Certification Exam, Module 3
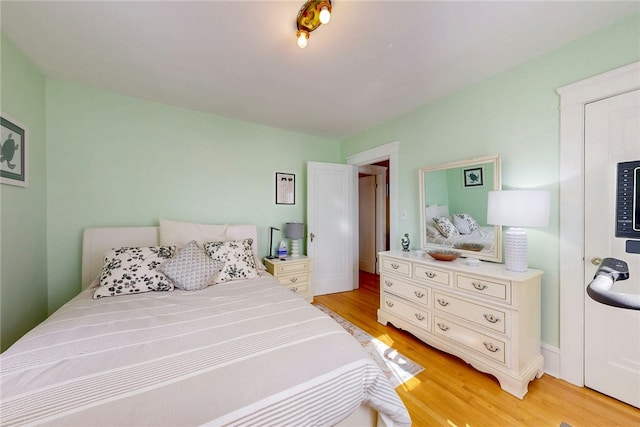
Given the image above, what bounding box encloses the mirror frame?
[418,154,502,263]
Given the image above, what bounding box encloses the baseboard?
[542,343,560,378]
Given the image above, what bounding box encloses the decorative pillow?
[426,225,439,238]
[425,205,440,222]
[203,239,259,283]
[159,219,228,248]
[433,217,460,239]
[452,213,479,235]
[93,246,176,299]
[158,240,224,291]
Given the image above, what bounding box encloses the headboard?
[82,224,259,289]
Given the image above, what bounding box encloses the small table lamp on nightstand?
[285,222,304,257]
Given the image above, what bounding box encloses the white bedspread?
[427,225,495,253]
[1,276,411,426]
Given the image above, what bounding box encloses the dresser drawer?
[433,292,507,334]
[456,274,511,303]
[381,275,428,305]
[381,257,411,277]
[413,264,451,286]
[273,260,311,275]
[433,316,508,365]
[382,294,430,331]
[276,272,310,288]
[285,281,310,296]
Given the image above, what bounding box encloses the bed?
[424,205,495,254]
[0,223,411,426]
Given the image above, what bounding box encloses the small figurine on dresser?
[401,233,410,252]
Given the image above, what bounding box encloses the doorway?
[358,161,390,274]
[347,141,399,284]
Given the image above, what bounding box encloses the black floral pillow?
[93,246,176,299]
[433,217,460,239]
[203,239,259,283]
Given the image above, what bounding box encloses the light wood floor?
[313,271,640,427]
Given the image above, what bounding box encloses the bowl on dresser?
[427,249,460,261]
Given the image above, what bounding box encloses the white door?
[584,89,640,407]
[307,161,357,295]
[359,175,376,273]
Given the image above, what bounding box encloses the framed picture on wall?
[0,113,28,187]
[276,172,295,205]
[463,166,483,188]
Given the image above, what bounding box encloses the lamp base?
[290,239,300,257]
[504,227,528,272]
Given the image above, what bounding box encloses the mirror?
[419,154,502,263]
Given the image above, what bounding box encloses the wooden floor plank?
[314,271,640,427]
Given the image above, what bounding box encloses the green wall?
[0,34,48,351]
[342,13,640,347]
[2,13,638,351]
[45,81,341,312]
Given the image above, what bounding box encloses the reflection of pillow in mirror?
[426,225,439,237]
[437,205,450,218]
[425,205,440,221]
[433,217,459,238]
[453,213,479,235]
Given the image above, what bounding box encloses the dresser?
[263,256,313,303]
[378,251,544,398]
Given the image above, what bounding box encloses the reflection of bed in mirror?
[424,204,495,253]
[419,154,502,263]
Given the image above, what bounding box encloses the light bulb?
[297,31,308,48]
[319,6,331,24]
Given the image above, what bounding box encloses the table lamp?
[267,226,280,259]
[487,190,550,272]
[285,222,304,257]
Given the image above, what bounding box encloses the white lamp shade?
[487,190,550,227]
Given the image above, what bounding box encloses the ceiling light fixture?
[296,0,332,49]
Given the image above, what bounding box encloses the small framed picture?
[1,113,28,187]
[276,172,295,205]
[463,167,483,188]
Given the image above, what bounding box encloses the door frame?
[557,61,640,386]
[347,141,399,258]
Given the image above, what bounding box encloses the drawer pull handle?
[437,323,449,332]
[289,277,298,283]
[290,287,298,293]
[472,282,488,291]
[415,313,425,321]
[414,291,425,298]
[437,298,449,307]
[425,271,437,279]
[391,263,400,270]
[385,280,393,287]
[483,313,500,324]
[386,301,394,308]
[483,342,500,353]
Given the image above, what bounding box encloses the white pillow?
[433,217,460,239]
[93,246,176,299]
[159,240,224,291]
[452,213,479,235]
[203,239,259,284]
[159,219,228,248]
[426,225,439,238]
[425,205,440,222]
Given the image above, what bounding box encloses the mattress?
[0,275,411,426]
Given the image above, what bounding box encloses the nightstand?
[263,256,313,303]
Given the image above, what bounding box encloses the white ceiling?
[2,1,638,139]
